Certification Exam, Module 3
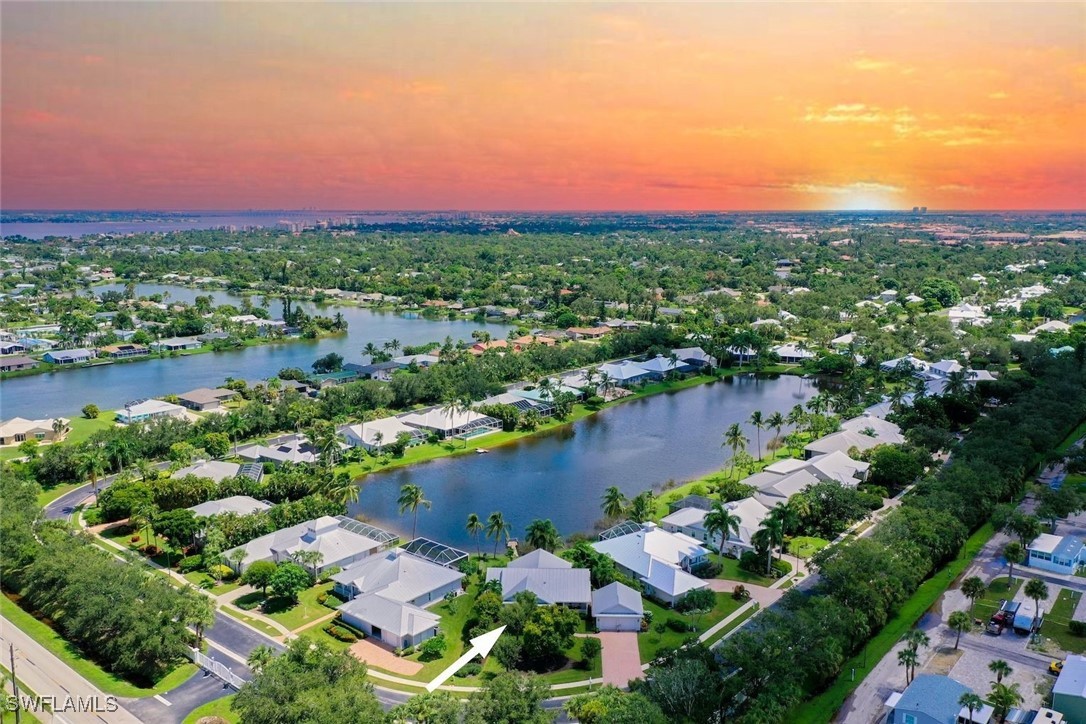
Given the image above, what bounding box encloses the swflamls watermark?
[3,694,120,713]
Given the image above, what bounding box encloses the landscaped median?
[0,594,198,699]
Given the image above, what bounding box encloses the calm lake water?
[0,284,505,418]
[350,374,817,547]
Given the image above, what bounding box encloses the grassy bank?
[792,522,996,724]
[182,695,238,724]
[0,594,197,698]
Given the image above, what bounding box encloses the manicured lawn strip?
[34,481,87,508]
[400,586,482,681]
[1040,588,1086,654]
[219,605,283,638]
[181,694,238,724]
[972,576,1022,621]
[788,536,830,559]
[792,522,996,724]
[263,583,335,632]
[0,594,198,698]
[704,604,759,648]
[182,571,242,595]
[1,665,45,724]
[65,413,117,446]
[638,593,743,664]
[712,555,775,587]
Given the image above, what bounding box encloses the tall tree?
[466,513,484,558]
[703,501,741,550]
[988,659,1012,684]
[524,519,561,553]
[723,423,749,479]
[748,410,765,461]
[948,610,971,650]
[486,511,512,557]
[961,576,987,618]
[601,486,627,520]
[1003,541,1024,584]
[397,484,432,540]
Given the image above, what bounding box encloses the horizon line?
[4,208,1086,215]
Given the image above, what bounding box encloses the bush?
[208,564,236,581]
[454,662,482,678]
[142,545,161,557]
[178,555,204,573]
[738,550,766,574]
[585,396,605,407]
[82,404,99,419]
[653,621,666,633]
[665,618,694,633]
[1071,620,1086,637]
[692,560,722,579]
[317,566,341,584]
[419,634,447,661]
[130,535,141,543]
[676,588,716,613]
[732,584,751,601]
[771,559,792,577]
[322,624,358,643]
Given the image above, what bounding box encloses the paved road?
[42,463,172,522]
[121,674,231,724]
[1,614,143,724]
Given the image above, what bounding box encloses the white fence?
[187,648,246,689]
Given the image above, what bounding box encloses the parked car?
[1050,660,1064,675]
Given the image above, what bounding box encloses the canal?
[0,284,506,418]
[350,374,817,548]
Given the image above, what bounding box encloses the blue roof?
[1056,536,1085,560]
[894,675,971,724]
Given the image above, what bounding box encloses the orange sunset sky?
[2,2,1084,211]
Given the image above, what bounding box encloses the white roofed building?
[593,522,710,606]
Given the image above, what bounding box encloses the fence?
[187,648,246,689]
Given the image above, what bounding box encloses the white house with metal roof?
[591,582,644,631]
[485,549,592,611]
[1027,534,1086,575]
[224,515,395,574]
[661,497,771,556]
[188,495,270,518]
[593,522,710,606]
[116,399,187,424]
[339,417,426,452]
[400,408,501,441]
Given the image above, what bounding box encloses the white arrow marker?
[425,625,506,692]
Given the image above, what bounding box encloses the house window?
[14,434,25,442]
[35,433,45,440]
[902,714,917,724]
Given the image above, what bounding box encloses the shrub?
[676,588,716,613]
[178,555,204,573]
[732,585,751,601]
[738,550,765,574]
[653,621,666,633]
[401,645,416,657]
[585,396,605,407]
[208,564,236,581]
[322,624,358,643]
[142,545,161,557]
[1071,620,1086,636]
[455,662,482,678]
[317,566,341,584]
[419,635,447,661]
[130,535,141,543]
[771,559,792,577]
[82,404,99,419]
[642,609,654,624]
[665,618,694,633]
[692,560,722,579]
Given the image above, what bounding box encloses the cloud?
[803,104,886,123]
[791,181,903,195]
[936,184,979,193]
[988,91,1010,99]
[687,125,762,139]
[850,57,915,74]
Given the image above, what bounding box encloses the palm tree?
[723,423,749,479]
[988,659,1012,683]
[225,412,246,455]
[292,550,324,579]
[247,645,276,674]
[318,472,359,507]
[627,491,655,523]
[389,338,401,353]
[754,515,784,574]
[897,647,919,685]
[466,513,484,558]
[1024,578,1050,620]
[397,484,431,540]
[902,628,930,655]
[766,411,785,457]
[959,693,984,724]
[485,511,511,557]
[749,410,766,461]
[988,681,1024,723]
[961,576,987,617]
[786,404,806,430]
[601,486,627,519]
[363,342,379,361]
[703,501,741,550]
[132,501,159,549]
[945,369,970,398]
[1004,541,1024,583]
[440,397,473,448]
[948,610,971,650]
[181,589,217,649]
[80,446,108,498]
[524,519,561,552]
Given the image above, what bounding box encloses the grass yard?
[182,695,238,724]
[34,480,87,508]
[263,582,336,632]
[638,593,744,664]
[1040,588,1086,654]
[181,571,242,595]
[0,594,197,698]
[713,555,775,587]
[220,605,283,638]
[788,536,830,559]
[1,666,44,724]
[972,576,1023,622]
[1057,419,1086,454]
[791,522,996,724]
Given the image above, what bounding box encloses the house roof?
[804,429,881,457]
[592,524,710,597]
[592,582,644,617]
[188,495,270,518]
[331,549,463,602]
[1029,534,1083,560]
[0,355,37,367]
[401,408,497,432]
[177,387,237,405]
[120,399,185,418]
[337,593,440,638]
[671,346,715,364]
[1054,655,1086,699]
[840,415,905,445]
[638,355,686,374]
[339,417,421,447]
[173,460,241,483]
[893,674,973,724]
[507,549,571,569]
[806,449,870,483]
[46,348,94,361]
[755,470,820,506]
[0,417,68,438]
[485,567,592,605]
[661,507,709,529]
[226,515,387,567]
[598,360,650,382]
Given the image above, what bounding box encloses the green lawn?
[972,576,1022,621]
[182,695,238,724]
[1041,588,1086,654]
[1057,420,1086,454]
[220,605,283,638]
[792,522,996,724]
[263,583,336,632]
[1,665,44,724]
[788,536,830,559]
[638,593,744,663]
[66,412,117,445]
[0,594,197,698]
[713,555,775,587]
[34,480,87,508]
[182,571,242,595]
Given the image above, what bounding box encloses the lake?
[0,284,506,418]
[350,374,817,547]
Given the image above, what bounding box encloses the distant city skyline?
[2,3,1083,211]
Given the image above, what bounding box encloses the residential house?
[237,433,320,465]
[598,360,652,387]
[772,343,815,365]
[1054,655,1086,723]
[0,342,26,355]
[43,348,95,365]
[485,549,592,611]
[391,354,441,368]
[172,460,259,484]
[804,429,882,460]
[469,339,509,356]
[638,354,693,379]
[339,416,426,452]
[189,495,271,518]
[345,360,402,381]
[566,326,610,340]
[99,343,150,359]
[116,399,186,424]
[591,582,644,631]
[1027,534,1086,575]
[151,336,203,351]
[0,417,70,447]
[400,408,501,441]
[511,335,556,349]
[480,391,555,417]
[1032,320,1073,335]
[593,522,710,606]
[662,497,770,556]
[309,370,359,389]
[0,355,38,372]
[671,346,717,368]
[333,548,464,650]
[177,387,238,411]
[884,674,991,724]
[224,515,396,574]
[878,290,899,303]
[839,415,906,445]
